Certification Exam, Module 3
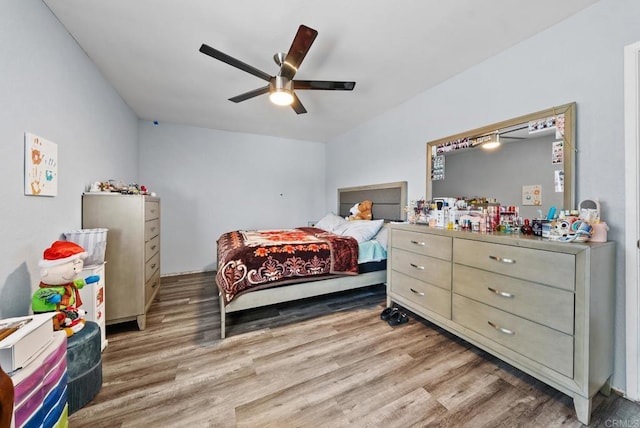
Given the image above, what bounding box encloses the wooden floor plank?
[67,271,640,427]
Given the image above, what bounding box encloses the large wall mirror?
[426,102,576,219]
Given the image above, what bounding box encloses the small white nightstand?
[80,262,107,351]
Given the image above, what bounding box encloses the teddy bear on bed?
[347,200,373,221]
[31,240,99,336]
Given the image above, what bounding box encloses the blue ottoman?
[66,321,102,414]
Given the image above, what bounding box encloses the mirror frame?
[426,102,576,210]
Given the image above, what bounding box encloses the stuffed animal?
[31,241,99,335]
[348,200,373,221]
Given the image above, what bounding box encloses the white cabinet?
[80,262,107,351]
[387,223,615,425]
[82,194,161,330]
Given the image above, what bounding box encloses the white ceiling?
[42,0,598,143]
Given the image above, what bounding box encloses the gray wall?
[0,0,139,318]
[0,1,328,311]
[139,121,326,274]
[326,0,636,391]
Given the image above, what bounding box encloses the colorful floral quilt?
[216,227,359,305]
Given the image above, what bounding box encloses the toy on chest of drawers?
[31,241,100,336]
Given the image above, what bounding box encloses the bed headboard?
[338,181,407,222]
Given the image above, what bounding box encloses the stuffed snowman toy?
[31,240,99,313]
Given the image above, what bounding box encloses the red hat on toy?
[38,241,88,268]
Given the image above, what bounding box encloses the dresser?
[387,223,615,425]
[82,194,161,330]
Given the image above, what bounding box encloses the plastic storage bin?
[64,228,108,267]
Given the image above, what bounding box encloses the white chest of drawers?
[80,262,107,350]
[387,223,615,425]
[82,194,161,330]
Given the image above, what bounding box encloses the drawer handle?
[151,263,157,269]
[489,255,516,264]
[150,227,156,232]
[410,263,425,270]
[488,321,515,335]
[487,287,514,298]
[151,245,157,251]
[410,240,426,246]
[410,288,425,296]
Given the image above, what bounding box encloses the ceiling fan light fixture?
[200,25,354,114]
[269,89,294,106]
[269,76,294,106]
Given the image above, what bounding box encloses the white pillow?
[334,219,384,243]
[372,225,389,251]
[314,213,347,232]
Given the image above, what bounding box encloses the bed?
[216,181,407,338]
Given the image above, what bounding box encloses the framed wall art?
[24,132,57,196]
[522,184,542,206]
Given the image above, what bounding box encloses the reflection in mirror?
[426,102,576,220]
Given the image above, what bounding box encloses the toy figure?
[31,241,99,335]
[53,307,87,336]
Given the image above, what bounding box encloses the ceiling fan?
[199,25,356,114]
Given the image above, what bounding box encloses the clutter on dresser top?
[87,179,156,196]
[404,196,607,243]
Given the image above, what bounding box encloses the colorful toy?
[31,241,99,335]
[53,307,87,337]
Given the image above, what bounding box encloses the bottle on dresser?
[521,219,533,235]
[479,209,487,233]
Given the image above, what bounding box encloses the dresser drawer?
[145,269,161,304]
[391,248,451,290]
[145,252,160,281]
[392,229,452,261]
[454,239,575,291]
[145,218,160,241]
[145,235,160,262]
[390,271,451,319]
[145,200,160,220]
[453,264,574,334]
[453,294,573,377]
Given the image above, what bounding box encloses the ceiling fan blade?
[280,25,318,80]
[229,86,270,103]
[293,80,356,91]
[291,93,307,114]
[199,44,272,82]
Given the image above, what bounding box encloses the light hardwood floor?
[69,272,640,427]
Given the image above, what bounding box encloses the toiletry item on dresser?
[531,219,550,237]
[486,205,500,232]
[590,222,609,242]
[577,199,605,242]
[434,209,445,228]
[479,210,487,233]
[520,219,533,235]
[447,206,456,230]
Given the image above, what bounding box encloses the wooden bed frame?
[219,181,407,338]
